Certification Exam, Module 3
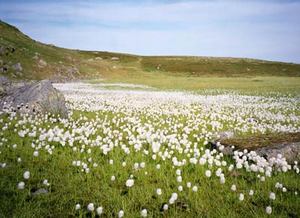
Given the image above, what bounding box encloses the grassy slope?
[1,20,300,93]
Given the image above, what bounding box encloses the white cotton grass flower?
[269,192,276,200]
[75,204,81,210]
[192,186,198,192]
[156,188,162,195]
[231,184,237,192]
[163,204,169,211]
[239,193,244,201]
[118,210,124,218]
[176,176,182,183]
[111,175,116,181]
[205,170,212,178]
[141,208,147,217]
[96,206,103,215]
[199,158,206,165]
[87,203,94,211]
[169,192,178,204]
[33,150,39,157]
[187,182,192,188]
[17,181,25,190]
[249,190,254,196]
[126,179,134,188]
[275,182,282,189]
[282,187,287,192]
[220,175,226,184]
[178,185,183,192]
[266,206,272,214]
[23,171,30,180]
[43,179,50,186]
[140,162,145,168]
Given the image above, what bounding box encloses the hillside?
[1,20,300,82]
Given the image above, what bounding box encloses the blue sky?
[1,0,300,63]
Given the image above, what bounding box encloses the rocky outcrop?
[0,79,68,117]
[255,142,300,163]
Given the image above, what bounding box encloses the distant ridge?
[0,20,300,81]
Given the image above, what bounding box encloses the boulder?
[255,142,300,163]
[0,80,68,117]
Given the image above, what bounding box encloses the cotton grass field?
[0,82,299,217]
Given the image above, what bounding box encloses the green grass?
[140,56,300,77]
[88,74,300,95]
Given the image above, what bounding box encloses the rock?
[0,80,68,117]
[31,188,48,196]
[255,142,300,163]
[111,57,119,61]
[217,131,234,140]
[95,57,102,60]
[12,63,22,71]
[0,76,11,86]
[0,76,11,96]
[15,71,23,77]
[211,131,234,142]
[38,59,47,68]
[221,145,234,155]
